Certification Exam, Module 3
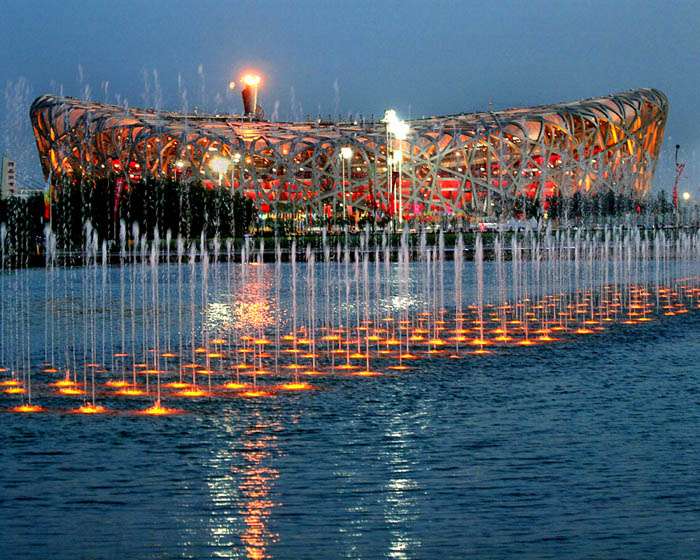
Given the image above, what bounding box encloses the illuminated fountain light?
[115,385,147,396]
[221,381,250,390]
[350,369,382,377]
[239,388,274,398]
[10,403,46,413]
[57,386,85,396]
[174,386,211,398]
[72,403,108,414]
[277,381,315,391]
[140,401,183,416]
[163,381,191,389]
[0,378,22,387]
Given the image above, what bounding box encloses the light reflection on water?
[384,413,422,559]
[207,413,280,560]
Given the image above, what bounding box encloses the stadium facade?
[30,88,668,221]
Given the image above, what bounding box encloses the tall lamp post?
[382,109,410,225]
[230,152,241,194]
[340,146,353,224]
[393,123,409,223]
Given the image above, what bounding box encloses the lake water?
[1,293,698,559]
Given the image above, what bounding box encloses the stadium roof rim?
[30,87,668,130]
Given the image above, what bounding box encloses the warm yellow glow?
[57,387,84,396]
[105,379,130,388]
[240,389,273,398]
[517,339,537,346]
[242,73,261,87]
[73,404,108,414]
[470,338,491,346]
[140,402,182,416]
[11,404,45,413]
[222,381,249,390]
[279,382,314,391]
[0,379,22,387]
[116,387,146,396]
[163,381,191,389]
[175,388,209,398]
[352,370,381,377]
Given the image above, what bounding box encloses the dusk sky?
[1,0,698,191]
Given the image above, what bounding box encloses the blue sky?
[1,0,698,192]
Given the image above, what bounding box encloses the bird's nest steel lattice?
[30,88,668,221]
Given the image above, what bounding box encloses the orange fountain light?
[278,381,315,391]
[0,379,22,387]
[222,381,249,390]
[105,379,130,388]
[175,387,210,398]
[73,404,108,414]
[239,389,273,398]
[140,401,183,416]
[10,403,45,413]
[116,386,146,396]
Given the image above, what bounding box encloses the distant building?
[1,156,16,198]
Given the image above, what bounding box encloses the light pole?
[340,146,353,225]
[382,109,409,225]
[392,122,409,223]
[230,152,241,194]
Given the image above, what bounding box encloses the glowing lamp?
[392,121,410,141]
[340,146,353,160]
[382,109,398,125]
[209,156,230,176]
[682,191,690,201]
[242,73,261,87]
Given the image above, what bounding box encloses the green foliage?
[50,177,258,248]
[0,193,45,265]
